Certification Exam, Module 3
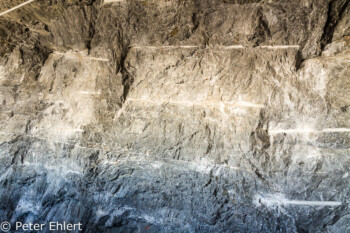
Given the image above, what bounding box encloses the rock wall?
[0,0,350,232]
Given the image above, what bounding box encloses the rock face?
[0,0,350,232]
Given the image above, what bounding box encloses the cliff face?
[0,0,350,232]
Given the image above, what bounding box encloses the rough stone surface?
[0,0,350,232]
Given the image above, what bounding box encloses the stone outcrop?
[0,0,349,232]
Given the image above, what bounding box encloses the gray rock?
[0,0,349,232]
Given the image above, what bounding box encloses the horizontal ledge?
[222,45,300,49]
[126,98,265,109]
[131,46,200,49]
[284,200,342,206]
[270,128,350,134]
[259,198,342,206]
[53,52,109,62]
[104,157,254,174]
[259,45,300,49]
[79,91,101,95]
[103,0,124,3]
[0,0,35,17]
[130,45,300,50]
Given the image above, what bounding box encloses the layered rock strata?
[0,0,350,232]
